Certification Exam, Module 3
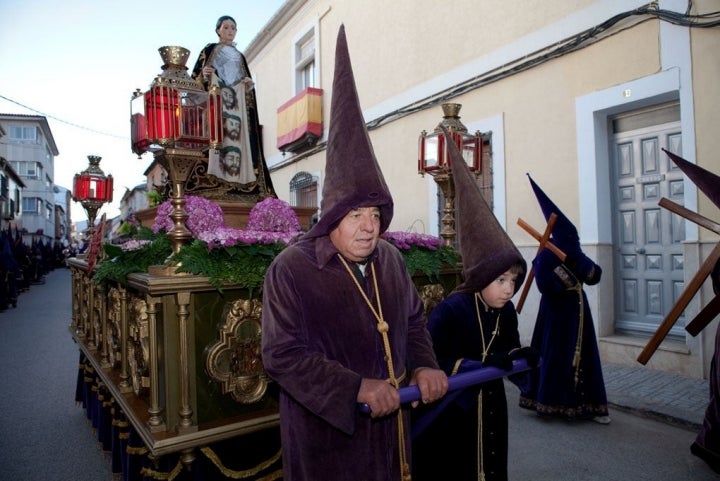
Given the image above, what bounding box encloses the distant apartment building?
[119,182,149,220]
[0,124,26,232]
[0,114,59,245]
[54,185,72,246]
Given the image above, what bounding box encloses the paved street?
[506,380,719,480]
[1,268,719,480]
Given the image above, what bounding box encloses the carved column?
[176,291,194,430]
[146,295,165,431]
[119,287,132,393]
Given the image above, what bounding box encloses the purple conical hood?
[663,149,720,210]
[527,174,581,255]
[446,128,526,294]
[304,25,393,239]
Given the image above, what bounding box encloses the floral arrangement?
[93,196,458,294]
[383,231,459,279]
[152,195,225,236]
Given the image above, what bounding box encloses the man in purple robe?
[261,25,448,481]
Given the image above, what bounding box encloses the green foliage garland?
[400,244,460,280]
[172,240,286,295]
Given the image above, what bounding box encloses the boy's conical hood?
[663,149,720,210]
[527,174,582,256]
[304,25,393,239]
[446,128,525,294]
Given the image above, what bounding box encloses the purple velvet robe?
[691,260,720,473]
[413,292,522,481]
[261,235,439,481]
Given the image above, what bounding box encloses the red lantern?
[131,89,150,157]
[129,46,215,156]
[72,156,112,203]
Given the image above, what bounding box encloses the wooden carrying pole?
[515,214,560,313]
[636,197,720,364]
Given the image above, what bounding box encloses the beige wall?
[247,0,720,378]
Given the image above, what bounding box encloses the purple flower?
[247,198,301,233]
[383,231,443,250]
[197,227,301,249]
[120,239,151,251]
[152,195,226,236]
[153,196,303,250]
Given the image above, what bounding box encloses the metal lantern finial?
[418,103,485,247]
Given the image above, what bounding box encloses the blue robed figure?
[518,175,610,423]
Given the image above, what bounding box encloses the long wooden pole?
[659,198,720,235]
[515,214,559,313]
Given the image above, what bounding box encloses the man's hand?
[357,379,400,418]
[410,367,449,407]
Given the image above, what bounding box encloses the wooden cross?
[515,214,567,313]
[636,197,720,364]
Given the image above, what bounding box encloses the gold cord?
[338,254,412,481]
[474,293,501,362]
[474,292,500,480]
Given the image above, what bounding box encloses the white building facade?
[0,114,59,245]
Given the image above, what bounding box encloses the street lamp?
[130,46,221,258]
[418,103,483,247]
[72,154,113,240]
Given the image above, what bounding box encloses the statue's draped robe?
[262,237,438,481]
[191,43,275,198]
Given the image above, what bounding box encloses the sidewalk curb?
[609,401,702,432]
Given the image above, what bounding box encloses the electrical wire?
[366,4,720,131]
[0,94,127,140]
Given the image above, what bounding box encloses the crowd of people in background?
[0,228,70,312]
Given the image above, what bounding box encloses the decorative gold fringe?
[137,448,283,481]
[199,446,283,479]
[140,461,183,480]
[126,445,148,456]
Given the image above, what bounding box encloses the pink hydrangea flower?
[152,195,226,236]
[154,196,303,250]
[383,231,443,250]
[120,239,151,251]
[247,198,301,233]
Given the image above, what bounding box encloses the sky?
[0,0,287,222]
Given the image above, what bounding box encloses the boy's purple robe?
[262,235,438,481]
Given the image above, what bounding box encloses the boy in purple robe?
[412,129,539,481]
[261,25,448,481]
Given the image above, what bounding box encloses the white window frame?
[22,197,39,213]
[8,125,37,143]
[292,21,320,94]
